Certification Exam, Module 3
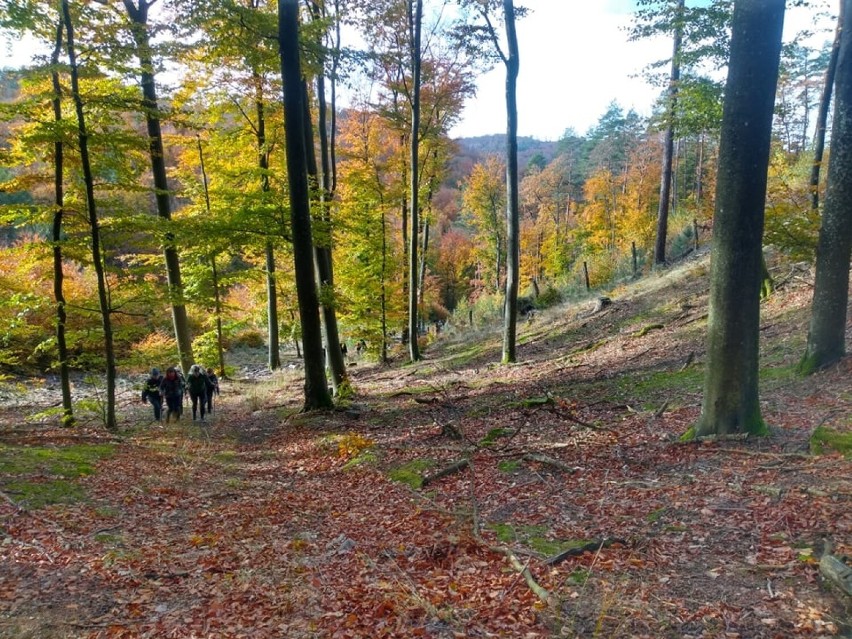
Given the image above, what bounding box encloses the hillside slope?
[0,252,850,638]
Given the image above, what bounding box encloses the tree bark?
[653,0,684,267]
[62,0,117,431]
[502,0,521,364]
[810,2,843,212]
[278,0,332,410]
[696,0,785,437]
[196,137,227,378]
[302,79,347,393]
[253,74,281,371]
[408,0,424,363]
[801,0,852,373]
[123,0,194,374]
[50,15,73,427]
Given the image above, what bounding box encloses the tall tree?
[810,2,843,212]
[278,0,332,409]
[653,0,684,266]
[62,0,118,430]
[305,1,347,392]
[498,0,520,364]
[407,0,424,362]
[695,0,785,437]
[800,0,852,373]
[49,13,74,426]
[122,0,194,374]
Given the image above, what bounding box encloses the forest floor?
[0,251,850,639]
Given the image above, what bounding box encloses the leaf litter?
[0,254,850,638]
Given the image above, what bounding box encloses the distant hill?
[446,135,560,186]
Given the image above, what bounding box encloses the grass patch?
[387,459,434,489]
[3,479,86,508]
[479,428,514,446]
[0,443,114,509]
[342,450,378,470]
[0,443,115,477]
[646,507,667,523]
[497,460,522,473]
[489,522,591,557]
[810,426,852,458]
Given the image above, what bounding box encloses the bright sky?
[1,1,834,142]
[451,0,835,141]
[449,0,667,140]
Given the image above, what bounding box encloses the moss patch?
[387,459,434,489]
[810,426,852,458]
[0,443,114,509]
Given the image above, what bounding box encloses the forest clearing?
[0,251,849,639]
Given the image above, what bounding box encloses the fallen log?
[544,537,628,566]
[820,552,852,597]
[421,458,469,486]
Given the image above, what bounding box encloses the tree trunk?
[418,213,430,305]
[502,0,520,364]
[50,16,73,427]
[123,0,193,374]
[801,0,852,373]
[278,0,332,410]
[253,76,281,371]
[302,79,347,393]
[62,0,117,431]
[407,0,423,362]
[196,137,227,378]
[810,2,843,212]
[654,0,684,267]
[695,0,785,437]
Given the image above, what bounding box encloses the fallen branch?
[544,537,628,566]
[421,458,469,486]
[523,453,580,474]
[494,544,554,605]
[653,401,670,418]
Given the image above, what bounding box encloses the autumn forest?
[0,0,851,636]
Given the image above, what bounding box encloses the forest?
[0,0,851,637]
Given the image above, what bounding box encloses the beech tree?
[800,0,852,374]
[695,0,785,437]
[62,0,118,430]
[278,0,332,409]
[50,14,73,425]
[653,0,684,267]
[122,0,195,374]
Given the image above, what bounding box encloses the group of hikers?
[141,365,220,423]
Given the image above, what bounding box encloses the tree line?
[0,0,850,439]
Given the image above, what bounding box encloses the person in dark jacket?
[159,367,184,423]
[205,367,219,414]
[186,364,208,421]
[141,368,163,421]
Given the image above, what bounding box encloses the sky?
[449,0,671,140]
[1,1,835,142]
[449,0,836,141]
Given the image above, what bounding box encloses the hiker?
[141,367,164,421]
[159,367,184,423]
[205,367,219,414]
[355,339,367,357]
[187,364,208,421]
